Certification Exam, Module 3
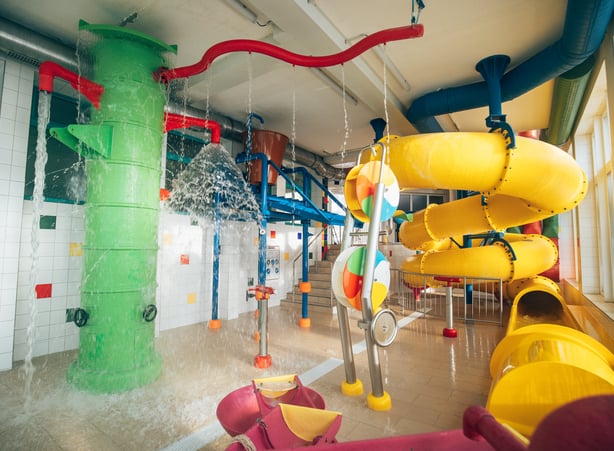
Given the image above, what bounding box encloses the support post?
[360,145,391,411]
[337,213,363,396]
[209,192,222,329]
[299,221,312,328]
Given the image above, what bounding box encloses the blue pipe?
[301,222,310,319]
[301,172,312,320]
[212,193,221,321]
[406,0,614,132]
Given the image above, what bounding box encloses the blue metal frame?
[235,151,346,327]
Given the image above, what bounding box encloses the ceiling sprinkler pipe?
[164,112,221,143]
[38,61,104,109]
[155,24,424,82]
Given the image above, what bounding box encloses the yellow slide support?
[365,132,614,436]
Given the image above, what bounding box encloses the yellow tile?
[187,292,197,304]
[284,252,289,260]
[69,242,82,256]
[163,232,173,245]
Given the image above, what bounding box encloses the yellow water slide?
[362,132,614,437]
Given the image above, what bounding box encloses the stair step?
[283,293,333,308]
[307,272,331,282]
[289,286,330,297]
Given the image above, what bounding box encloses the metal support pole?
[359,144,390,409]
[209,192,221,329]
[254,154,272,368]
[301,221,310,320]
[337,212,363,395]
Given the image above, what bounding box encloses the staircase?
[284,244,341,308]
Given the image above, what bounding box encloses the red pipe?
[155,24,424,83]
[164,112,221,144]
[38,61,104,109]
[462,406,527,451]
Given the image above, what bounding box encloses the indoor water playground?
[1,1,614,450]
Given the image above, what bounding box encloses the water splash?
[168,143,262,223]
[24,91,52,408]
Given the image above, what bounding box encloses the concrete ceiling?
[0,0,569,166]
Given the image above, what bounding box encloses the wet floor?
[0,302,505,450]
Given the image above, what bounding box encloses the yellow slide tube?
[364,132,614,437]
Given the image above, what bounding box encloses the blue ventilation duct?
[406,0,614,133]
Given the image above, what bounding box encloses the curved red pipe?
[155,24,423,83]
[164,112,221,144]
[39,61,104,109]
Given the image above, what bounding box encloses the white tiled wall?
[0,58,34,370]
[14,201,84,361]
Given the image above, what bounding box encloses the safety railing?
[291,227,326,304]
[389,269,504,325]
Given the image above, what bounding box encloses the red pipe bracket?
[39,61,104,109]
[163,112,221,144]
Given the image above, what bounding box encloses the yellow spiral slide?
[363,132,614,437]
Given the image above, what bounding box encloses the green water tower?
[52,21,176,393]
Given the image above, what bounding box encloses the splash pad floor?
[0,302,504,450]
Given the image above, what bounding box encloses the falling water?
[245,54,253,157]
[168,142,262,223]
[24,91,52,408]
[339,64,350,164]
[290,66,296,170]
[382,45,391,152]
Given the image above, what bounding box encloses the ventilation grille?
[7,50,40,67]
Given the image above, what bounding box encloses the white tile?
[50,296,66,311]
[2,74,19,95]
[17,91,32,110]
[34,310,50,327]
[49,322,65,338]
[0,132,13,151]
[13,312,29,329]
[1,88,18,109]
[13,327,26,345]
[12,136,28,154]
[0,352,12,370]
[0,303,15,322]
[15,106,29,126]
[8,180,24,197]
[9,166,25,183]
[49,336,65,354]
[51,282,67,297]
[53,255,69,271]
[0,164,10,181]
[0,335,14,353]
[2,257,18,274]
[32,340,49,358]
[64,333,79,350]
[37,298,51,313]
[0,117,15,135]
[36,325,49,340]
[12,342,25,361]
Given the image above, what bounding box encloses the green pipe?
[62,21,176,393]
[545,54,595,147]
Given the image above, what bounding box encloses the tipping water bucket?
[216,374,326,438]
[242,129,288,185]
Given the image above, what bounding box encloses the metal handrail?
[291,227,325,303]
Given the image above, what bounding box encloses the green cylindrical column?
[67,22,176,392]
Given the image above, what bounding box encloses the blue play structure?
[235,147,345,367]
